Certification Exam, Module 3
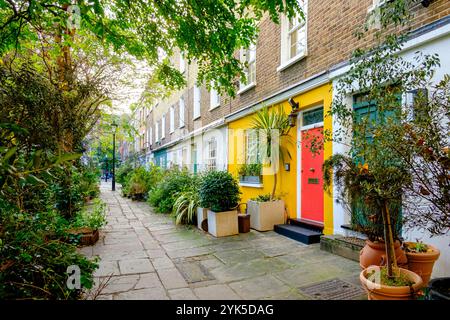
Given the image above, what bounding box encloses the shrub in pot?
[238,163,262,184]
[403,241,440,287]
[248,193,285,231]
[199,171,241,237]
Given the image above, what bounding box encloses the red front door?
[301,127,324,223]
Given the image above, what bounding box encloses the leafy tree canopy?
[0,0,303,97]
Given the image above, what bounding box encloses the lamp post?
[112,121,118,191]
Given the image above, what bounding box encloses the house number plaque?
[308,178,319,184]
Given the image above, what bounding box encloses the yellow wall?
[227,83,334,235]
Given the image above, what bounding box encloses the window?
[278,0,308,71]
[207,137,217,171]
[193,84,201,119]
[179,52,185,73]
[245,129,261,165]
[302,107,324,126]
[149,127,153,145]
[240,43,256,91]
[170,106,175,133]
[155,122,159,142]
[210,81,220,109]
[161,114,166,139]
[179,97,185,128]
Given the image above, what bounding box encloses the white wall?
[331,25,450,276]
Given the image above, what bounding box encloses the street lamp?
[112,121,118,191]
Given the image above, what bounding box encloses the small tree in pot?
[199,171,241,237]
[247,106,291,231]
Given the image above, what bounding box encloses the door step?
[274,224,322,245]
[288,218,324,233]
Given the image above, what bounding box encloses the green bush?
[238,163,262,177]
[72,199,107,230]
[172,190,200,225]
[148,168,198,213]
[199,171,241,212]
[250,193,272,202]
[0,201,98,300]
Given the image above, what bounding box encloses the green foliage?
[72,199,107,230]
[251,106,292,200]
[172,190,199,225]
[238,163,262,177]
[127,164,164,198]
[199,171,241,212]
[148,168,198,213]
[251,194,273,202]
[0,0,303,97]
[0,201,98,299]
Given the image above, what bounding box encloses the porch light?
[288,97,300,127]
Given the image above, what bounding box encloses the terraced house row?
[120,0,450,276]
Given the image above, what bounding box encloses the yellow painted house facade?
[227,83,334,235]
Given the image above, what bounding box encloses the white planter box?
[197,207,208,230]
[207,209,239,237]
[248,199,285,231]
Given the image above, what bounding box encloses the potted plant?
[248,194,285,231]
[248,106,291,231]
[403,241,440,288]
[199,171,241,237]
[238,163,262,184]
[67,199,107,246]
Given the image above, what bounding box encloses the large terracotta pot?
[360,266,423,300]
[404,242,440,287]
[360,240,408,269]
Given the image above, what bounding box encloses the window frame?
[207,137,217,171]
[169,105,175,133]
[193,83,201,119]
[239,43,257,93]
[209,81,220,110]
[161,114,166,139]
[179,97,185,128]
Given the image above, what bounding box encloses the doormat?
[298,278,366,300]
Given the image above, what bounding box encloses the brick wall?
[149,0,449,144]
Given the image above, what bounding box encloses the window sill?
[209,104,220,111]
[238,82,256,95]
[239,182,264,188]
[277,53,307,72]
[193,115,201,121]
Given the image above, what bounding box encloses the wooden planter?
[67,227,100,246]
[248,199,285,231]
[238,214,251,233]
[207,209,239,237]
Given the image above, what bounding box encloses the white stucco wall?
[331,24,450,276]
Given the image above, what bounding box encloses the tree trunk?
[382,201,398,278]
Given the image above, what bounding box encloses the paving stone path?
[80,182,365,300]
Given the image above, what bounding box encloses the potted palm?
[247,106,291,231]
[199,171,241,237]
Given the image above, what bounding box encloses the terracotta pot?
[360,266,423,300]
[360,240,408,269]
[404,242,440,287]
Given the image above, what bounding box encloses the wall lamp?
[288,97,300,127]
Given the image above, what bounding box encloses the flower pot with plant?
[238,163,262,184]
[247,106,291,231]
[248,194,285,231]
[403,241,440,287]
[199,171,241,237]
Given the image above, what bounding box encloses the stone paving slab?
[83,182,365,300]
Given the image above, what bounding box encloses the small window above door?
[302,107,323,126]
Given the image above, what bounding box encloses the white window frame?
[207,137,217,171]
[179,97,185,128]
[209,81,220,110]
[277,0,308,72]
[193,83,201,120]
[245,129,261,165]
[180,52,186,73]
[149,127,153,145]
[155,122,159,142]
[169,105,175,133]
[239,43,257,94]
[161,114,166,139]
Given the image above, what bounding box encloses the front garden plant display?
[199,171,241,237]
[403,242,440,287]
[248,194,285,231]
[238,163,262,184]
